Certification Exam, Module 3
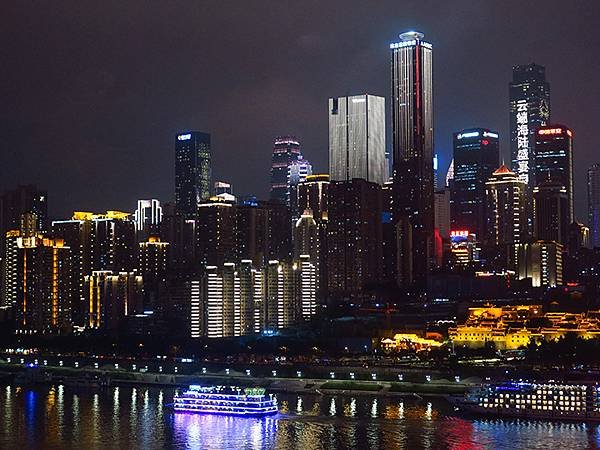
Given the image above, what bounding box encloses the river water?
[1,383,599,449]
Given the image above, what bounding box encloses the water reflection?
[0,384,598,449]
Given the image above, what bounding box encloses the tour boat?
[453,381,600,421]
[173,385,278,416]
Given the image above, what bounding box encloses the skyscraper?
[588,164,600,248]
[175,131,211,219]
[451,128,500,237]
[196,198,237,267]
[509,63,551,187]
[269,136,301,205]
[534,125,574,223]
[390,31,434,288]
[134,199,163,237]
[327,179,382,300]
[485,165,527,246]
[287,155,313,222]
[533,180,569,244]
[328,94,386,185]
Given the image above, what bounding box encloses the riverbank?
[0,362,477,398]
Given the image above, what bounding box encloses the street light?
[350,372,355,380]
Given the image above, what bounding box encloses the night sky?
[2,1,599,221]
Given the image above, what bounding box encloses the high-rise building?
[134,199,162,238]
[160,202,196,271]
[451,129,500,237]
[509,63,551,187]
[534,125,574,223]
[288,156,313,222]
[588,164,600,248]
[197,198,237,268]
[138,236,169,311]
[297,174,329,298]
[269,136,302,205]
[175,131,211,219]
[14,235,72,334]
[236,204,270,267]
[533,180,569,244]
[51,211,136,326]
[0,185,48,235]
[294,210,318,263]
[515,241,563,288]
[485,165,527,246]
[327,179,382,300]
[390,31,434,288]
[328,94,386,185]
[84,271,143,332]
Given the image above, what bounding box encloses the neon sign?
[538,128,563,135]
[451,230,469,238]
[457,131,479,140]
[515,100,529,184]
[483,131,499,138]
[177,133,192,141]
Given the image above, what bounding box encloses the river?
[1,383,598,449]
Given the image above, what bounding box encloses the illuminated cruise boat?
[173,385,278,416]
[455,381,600,421]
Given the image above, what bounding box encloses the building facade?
[390,31,434,288]
[328,94,386,185]
[509,63,551,187]
[451,129,500,237]
[589,163,600,248]
[534,125,574,224]
[175,131,211,219]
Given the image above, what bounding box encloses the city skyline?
[2,2,599,222]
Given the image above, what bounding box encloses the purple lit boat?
[173,385,278,416]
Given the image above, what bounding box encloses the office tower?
[451,129,500,237]
[297,174,329,296]
[197,198,237,267]
[589,164,600,248]
[485,165,527,246]
[434,188,451,267]
[534,125,574,223]
[446,159,455,188]
[270,136,302,204]
[138,236,169,311]
[0,185,48,235]
[327,179,382,300]
[134,199,162,239]
[509,63,551,187]
[533,180,569,244]
[390,31,434,288]
[175,131,211,219]
[515,241,563,288]
[288,156,313,222]
[14,235,72,334]
[84,271,143,332]
[329,94,386,185]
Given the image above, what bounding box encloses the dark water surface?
[1,383,599,449]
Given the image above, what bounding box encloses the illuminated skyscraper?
[533,180,569,244]
[327,179,382,300]
[509,63,551,187]
[175,131,211,219]
[390,31,434,288]
[328,94,386,185]
[134,199,163,237]
[451,128,500,238]
[269,136,301,205]
[588,164,600,248]
[534,125,574,224]
[485,165,527,246]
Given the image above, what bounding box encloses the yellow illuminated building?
[381,333,443,352]
[449,305,600,350]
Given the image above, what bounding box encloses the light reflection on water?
[0,383,599,449]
